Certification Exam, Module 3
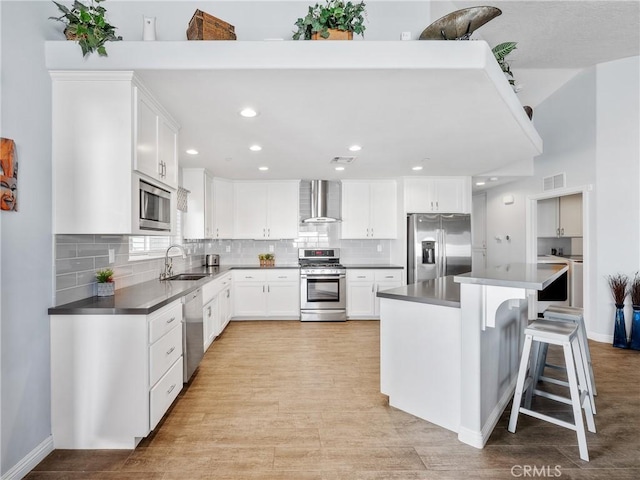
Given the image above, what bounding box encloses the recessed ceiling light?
[348,145,362,152]
[258,166,269,171]
[249,145,262,152]
[490,177,499,182]
[240,108,258,118]
[476,181,486,186]
[412,166,423,171]
[335,166,345,171]
[185,149,199,155]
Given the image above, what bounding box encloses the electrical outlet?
[225,245,231,253]
[401,31,411,41]
[108,249,115,264]
[269,245,275,253]
[377,244,382,252]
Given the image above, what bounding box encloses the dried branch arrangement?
[608,273,629,306]
[630,273,640,306]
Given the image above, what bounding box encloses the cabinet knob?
[166,346,175,355]
[167,384,176,395]
[166,316,176,324]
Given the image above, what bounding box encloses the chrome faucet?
[160,244,187,280]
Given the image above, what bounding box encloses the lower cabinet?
[202,272,232,350]
[232,269,300,319]
[50,299,184,449]
[347,269,403,319]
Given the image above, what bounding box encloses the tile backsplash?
[54,234,205,305]
[55,228,391,305]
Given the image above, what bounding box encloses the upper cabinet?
[341,180,397,239]
[183,171,234,240]
[404,177,471,214]
[51,71,180,234]
[212,178,234,239]
[537,193,583,238]
[182,168,214,239]
[233,181,299,239]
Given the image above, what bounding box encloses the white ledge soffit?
[45,40,543,155]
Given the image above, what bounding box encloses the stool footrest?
[533,388,572,406]
[539,375,570,388]
[518,407,577,431]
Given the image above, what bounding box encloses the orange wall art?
[0,138,18,211]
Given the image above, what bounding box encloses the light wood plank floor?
[29,320,640,479]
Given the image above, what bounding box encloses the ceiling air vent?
[330,156,356,165]
[542,173,566,191]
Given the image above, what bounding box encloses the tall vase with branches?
[629,273,640,350]
[608,273,629,348]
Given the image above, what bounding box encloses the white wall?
[484,56,640,341]
[594,56,640,339]
[1,1,55,475]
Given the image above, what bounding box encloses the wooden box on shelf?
[186,9,237,40]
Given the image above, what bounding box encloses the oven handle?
[301,274,346,280]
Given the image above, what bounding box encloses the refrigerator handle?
[441,229,447,276]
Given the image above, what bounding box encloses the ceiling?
[50,1,640,184]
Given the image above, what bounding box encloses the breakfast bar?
[378,263,567,448]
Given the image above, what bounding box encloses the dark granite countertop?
[376,276,460,308]
[454,263,568,290]
[48,264,299,316]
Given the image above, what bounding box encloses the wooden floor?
[29,320,640,479]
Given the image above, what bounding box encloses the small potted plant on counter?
[293,0,367,40]
[96,268,115,296]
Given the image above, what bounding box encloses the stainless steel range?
[299,248,347,322]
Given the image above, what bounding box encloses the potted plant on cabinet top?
[96,268,115,296]
[293,0,367,40]
[50,0,122,57]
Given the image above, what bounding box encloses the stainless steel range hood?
[302,180,340,223]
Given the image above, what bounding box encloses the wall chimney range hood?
[303,180,339,223]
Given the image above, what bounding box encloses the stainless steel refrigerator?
[407,213,472,284]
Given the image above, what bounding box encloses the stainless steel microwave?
[139,180,171,231]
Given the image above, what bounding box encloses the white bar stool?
[530,306,596,415]
[543,306,596,396]
[508,319,596,462]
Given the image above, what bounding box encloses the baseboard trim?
[2,435,53,480]
[588,332,612,343]
[458,377,517,449]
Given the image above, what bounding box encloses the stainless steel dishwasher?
[182,288,204,382]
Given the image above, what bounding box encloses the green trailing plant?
[492,41,517,87]
[96,268,114,283]
[607,273,628,306]
[630,272,640,306]
[293,0,367,40]
[50,0,122,57]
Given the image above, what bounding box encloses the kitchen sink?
[164,274,207,281]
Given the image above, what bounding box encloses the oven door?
[300,274,346,310]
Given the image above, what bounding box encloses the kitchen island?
[378,263,567,449]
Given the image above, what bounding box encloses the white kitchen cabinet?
[212,178,234,239]
[347,269,403,319]
[203,297,218,351]
[202,272,233,348]
[537,194,583,238]
[233,181,299,239]
[134,87,179,189]
[50,299,183,448]
[182,168,214,239]
[404,177,471,214]
[232,269,300,319]
[51,71,179,234]
[341,180,397,239]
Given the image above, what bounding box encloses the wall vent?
[330,156,356,165]
[542,173,566,191]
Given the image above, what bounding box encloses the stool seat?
[509,319,596,462]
